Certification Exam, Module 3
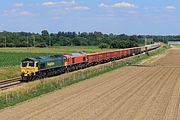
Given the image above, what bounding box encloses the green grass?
[0,52,54,67]
[0,46,168,109]
[0,46,112,54]
[173,44,180,48]
[0,66,20,80]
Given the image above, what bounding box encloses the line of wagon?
[21,43,161,81]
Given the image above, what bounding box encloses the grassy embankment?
[0,46,168,109]
[173,44,180,48]
[0,46,111,80]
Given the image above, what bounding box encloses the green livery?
[21,55,65,81]
[35,55,65,70]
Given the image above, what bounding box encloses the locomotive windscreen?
[22,61,34,67]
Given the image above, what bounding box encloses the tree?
[36,43,47,48]
[0,30,170,48]
[99,43,108,49]
[72,38,81,46]
[110,40,118,48]
[41,30,49,36]
[129,35,138,43]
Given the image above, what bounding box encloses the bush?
[0,43,5,47]
[35,43,47,48]
[6,43,15,47]
[99,43,108,49]
[110,40,138,49]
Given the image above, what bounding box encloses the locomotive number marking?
[48,62,55,66]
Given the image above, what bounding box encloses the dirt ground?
[1,48,180,120]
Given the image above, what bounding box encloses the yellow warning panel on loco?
[47,62,55,66]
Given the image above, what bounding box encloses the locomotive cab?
[21,58,38,80]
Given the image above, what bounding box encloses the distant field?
[0,46,111,54]
[173,44,180,48]
[0,52,54,67]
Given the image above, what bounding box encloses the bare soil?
[1,49,180,120]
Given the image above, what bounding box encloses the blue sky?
[0,0,179,35]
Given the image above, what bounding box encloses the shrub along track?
[1,48,180,120]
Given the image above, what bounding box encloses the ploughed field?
[1,48,180,120]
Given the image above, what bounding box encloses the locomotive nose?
[22,68,34,76]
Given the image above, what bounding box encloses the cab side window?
[83,57,86,61]
[40,63,45,69]
[72,58,75,64]
[36,63,38,67]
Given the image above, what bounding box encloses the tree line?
[0,30,177,48]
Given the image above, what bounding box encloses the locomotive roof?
[64,52,86,57]
[22,55,64,62]
[71,53,85,56]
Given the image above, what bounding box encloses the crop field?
[0,46,111,53]
[0,66,20,80]
[1,48,180,119]
[0,52,54,67]
[173,44,180,48]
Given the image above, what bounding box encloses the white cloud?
[19,11,33,16]
[3,9,33,16]
[113,2,137,8]
[3,2,33,17]
[99,2,137,9]
[53,16,60,20]
[42,1,90,11]
[14,3,24,7]
[166,6,176,11]
[42,2,56,6]
[65,6,90,11]
[42,1,76,7]
[99,3,110,8]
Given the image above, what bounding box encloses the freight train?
[21,43,161,81]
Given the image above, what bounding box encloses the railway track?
[132,64,180,68]
[0,77,22,90]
